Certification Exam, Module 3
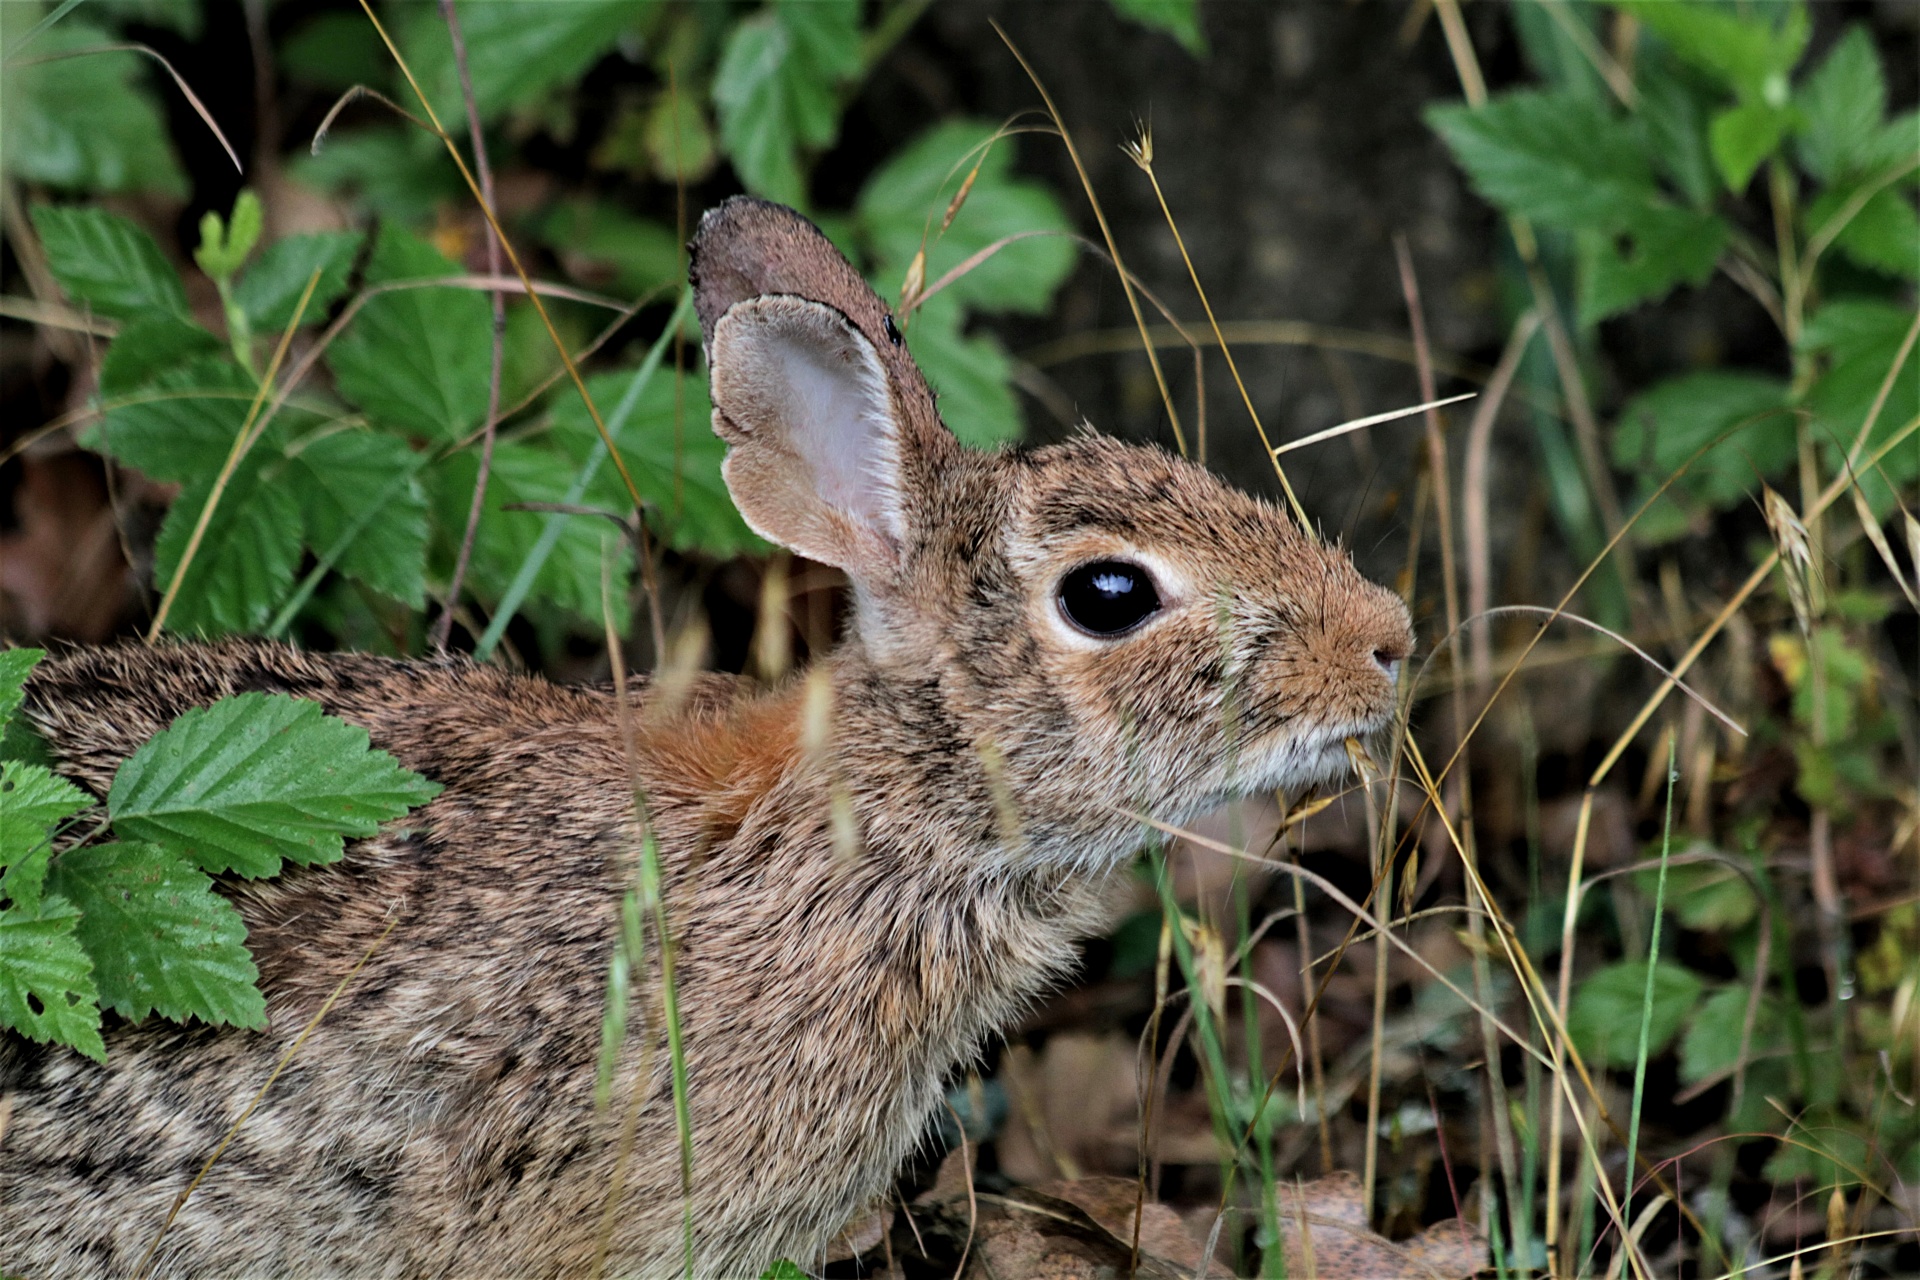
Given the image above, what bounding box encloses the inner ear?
[709,296,908,578]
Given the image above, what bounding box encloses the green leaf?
[291,127,463,225]
[1637,57,1721,209]
[1794,25,1885,184]
[282,13,387,92]
[1806,184,1920,281]
[91,0,202,37]
[46,842,263,1029]
[551,370,763,558]
[395,0,640,130]
[1575,204,1727,324]
[194,189,264,283]
[713,0,862,206]
[1428,91,1655,229]
[1634,855,1758,931]
[895,294,1024,447]
[1,762,91,858]
[328,227,490,441]
[759,1263,808,1280]
[427,439,631,621]
[98,315,223,395]
[1800,300,1920,514]
[1612,371,1792,529]
[858,119,1077,316]
[1623,0,1808,106]
[1107,0,1204,54]
[0,761,92,912]
[537,201,684,301]
[1709,100,1793,193]
[0,647,44,730]
[0,22,187,196]
[233,231,364,333]
[108,692,442,878]
[289,431,430,606]
[0,895,104,1061]
[94,358,259,481]
[30,203,189,320]
[1680,985,1783,1084]
[150,466,305,637]
[1567,959,1703,1069]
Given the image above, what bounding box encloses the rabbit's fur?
[0,198,1412,1278]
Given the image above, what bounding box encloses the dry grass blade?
[1848,484,1919,610]
[144,266,322,641]
[310,83,435,153]
[912,228,1073,311]
[13,42,241,174]
[1125,120,1307,525]
[132,912,402,1280]
[1274,392,1478,458]
[990,20,1188,456]
[0,294,118,336]
[1464,309,1542,690]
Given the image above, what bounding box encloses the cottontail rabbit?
[1,197,1413,1278]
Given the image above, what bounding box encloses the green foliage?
[31,204,191,320]
[1106,0,1205,55]
[714,0,862,207]
[0,654,440,1061]
[758,1262,808,1280]
[1568,959,1704,1069]
[108,693,442,877]
[0,20,187,195]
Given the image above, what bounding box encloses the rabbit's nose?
[1362,604,1414,680]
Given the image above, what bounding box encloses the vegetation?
[1,0,1914,1277]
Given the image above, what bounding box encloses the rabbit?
[0,196,1414,1279]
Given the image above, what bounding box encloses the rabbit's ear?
[691,197,956,582]
[708,296,918,580]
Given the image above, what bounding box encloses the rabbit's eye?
[1059,560,1161,637]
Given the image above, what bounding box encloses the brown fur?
[0,198,1411,1278]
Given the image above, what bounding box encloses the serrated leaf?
[46,842,263,1028]
[1567,959,1703,1069]
[427,439,631,621]
[1427,91,1654,229]
[0,647,43,729]
[713,0,861,206]
[1710,100,1793,193]
[1634,856,1758,932]
[0,762,92,913]
[1806,184,1920,281]
[328,226,490,441]
[1,22,187,196]
[0,895,105,1061]
[1801,300,1920,516]
[108,692,441,878]
[94,358,260,481]
[234,231,363,332]
[1680,985,1783,1085]
[98,315,223,396]
[1107,0,1205,55]
[1795,26,1886,185]
[395,0,638,130]
[30,203,190,320]
[289,431,430,606]
[858,119,1076,316]
[150,464,304,638]
[552,370,763,558]
[1575,203,1727,324]
[537,201,683,301]
[1623,0,1808,106]
[894,294,1024,447]
[290,127,464,226]
[1638,57,1720,209]
[1612,371,1792,529]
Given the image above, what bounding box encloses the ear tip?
[690,198,837,342]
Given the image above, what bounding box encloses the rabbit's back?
[2,641,1114,1277]
[4,642,668,1275]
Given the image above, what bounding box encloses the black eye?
[1058,560,1161,637]
[883,314,903,345]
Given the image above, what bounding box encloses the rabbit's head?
[693,198,1412,869]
